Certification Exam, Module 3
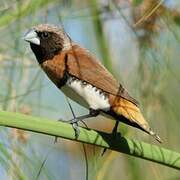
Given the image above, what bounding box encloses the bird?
[23,24,162,143]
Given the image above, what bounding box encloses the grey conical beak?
[23,29,40,45]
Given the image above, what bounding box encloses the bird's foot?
[55,118,80,141]
[101,131,121,156]
[101,121,120,156]
[58,118,80,138]
[59,117,81,124]
[71,119,80,139]
[112,131,121,140]
[58,118,70,123]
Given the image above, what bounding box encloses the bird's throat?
[30,43,60,64]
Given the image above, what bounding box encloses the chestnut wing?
[66,45,139,106]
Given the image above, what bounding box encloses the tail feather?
[149,128,162,143]
[111,97,162,143]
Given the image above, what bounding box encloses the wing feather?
[65,45,139,106]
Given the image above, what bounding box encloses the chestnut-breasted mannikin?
[24,24,161,142]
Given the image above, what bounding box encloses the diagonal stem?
[0,110,179,171]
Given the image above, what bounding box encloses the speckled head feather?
[33,24,66,38]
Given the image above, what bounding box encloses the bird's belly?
[61,78,110,110]
[61,85,89,108]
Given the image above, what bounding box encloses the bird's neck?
[30,43,61,64]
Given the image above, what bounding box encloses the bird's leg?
[112,121,120,138]
[57,119,80,140]
[59,109,99,139]
[56,98,81,139]
[70,109,99,139]
[61,108,100,124]
[101,121,120,156]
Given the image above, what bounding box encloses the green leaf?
[0,110,180,170]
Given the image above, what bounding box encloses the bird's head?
[23,24,71,63]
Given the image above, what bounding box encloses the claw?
[71,120,80,139]
[69,118,78,124]
[112,131,121,139]
[101,148,107,156]
[58,118,67,122]
[58,118,80,138]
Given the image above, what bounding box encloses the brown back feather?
[65,44,139,106]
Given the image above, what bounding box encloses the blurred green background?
[0,0,179,179]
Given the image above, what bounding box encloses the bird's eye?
[41,32,49,39]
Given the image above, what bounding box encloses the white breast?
[61,77,110,111]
